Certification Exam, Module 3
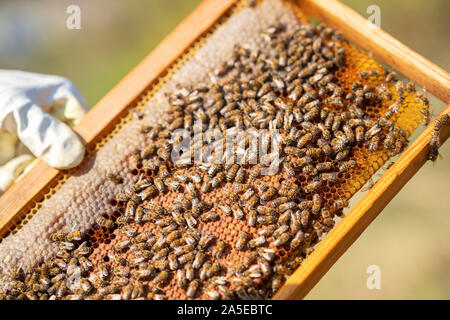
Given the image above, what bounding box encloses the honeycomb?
[0,0,428,300]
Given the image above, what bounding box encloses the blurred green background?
[0,0,448,299]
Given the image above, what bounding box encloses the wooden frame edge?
[0,0,239,238]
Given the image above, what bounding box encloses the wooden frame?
[0,0,449,299]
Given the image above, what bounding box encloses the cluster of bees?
[1,19,430,300]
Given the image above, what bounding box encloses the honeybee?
[304,180,322,193]
[210,172,225,188]
[146,202,166,216]
[115,192,130,203]
[365,124,381,140]
[236,231,250,250]
[132,178,152,192]
[77,256,94,273]
[186,280,200,298]
[268,196,286,209]
[164,230,180,245]
[253,179,269,193]
[152,248,170,264]
[434,114,449,129]
[282,162,296,177]
[317,123,331,141]
[198,233,215,250]
[246,194,260,210]
[106,173,123,184]
[197,261,211,281]
[331,115,343,132]
[297,133,313,148]
[292,106,304,123]
[330,137,347,153]
[284,146,304,157]
[368,136,380,151]
[279,201,296,213]
[334,199,349,209]
[335,149,349,161]
[214,203,231,218]
[201,176,212,193]
[392,139,407,156]
[50,231,68,242]
[191,252,205,270]
[348,118,363,127]
[321,111,334,129]
[248,236,266,249]
[154,176,166,193]
[257,214,277,225]
[261,187,278,201]
[255,204,276,216]
[96,217,115,229]
[73,243,93,259]
[300,209,310,226]
[157,146,171,161]
[212,240,227,259]
[339,160,358,172]
[176,195,192,211]
[226,164,239,181]
[200,211,220,222]
[116,214,131,227]
[312,194,322,214]
[394,80,405,96]
[125,200,137,217]
[163,177,180,191]
[305,147,322,158]
[273,233,291,247]
[383,71,396,82]
[346,125,360,145]
[429,130,440,149]
[249,164,262,182]
[186,170,202,184]
[283,183,302,200]
[120,225,137,238]
[247,210,257,227]
[314,161,333,173]
[140,144,156,159]
[290,230,305,250]
[342,125,355,143]
[206,263,221,279]
[114,240,131,253]
[96,263,109,281]
[291,156,312,171]
[232,204,245,220]
[152,270,169,286]
[427,146,440,162]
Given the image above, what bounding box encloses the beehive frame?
[0,0,449,299]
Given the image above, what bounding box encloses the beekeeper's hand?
[0,70,88,169]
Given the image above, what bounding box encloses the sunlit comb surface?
[0,0,427,300]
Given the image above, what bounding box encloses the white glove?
[0,154,35,193]
[0,70,88,169]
